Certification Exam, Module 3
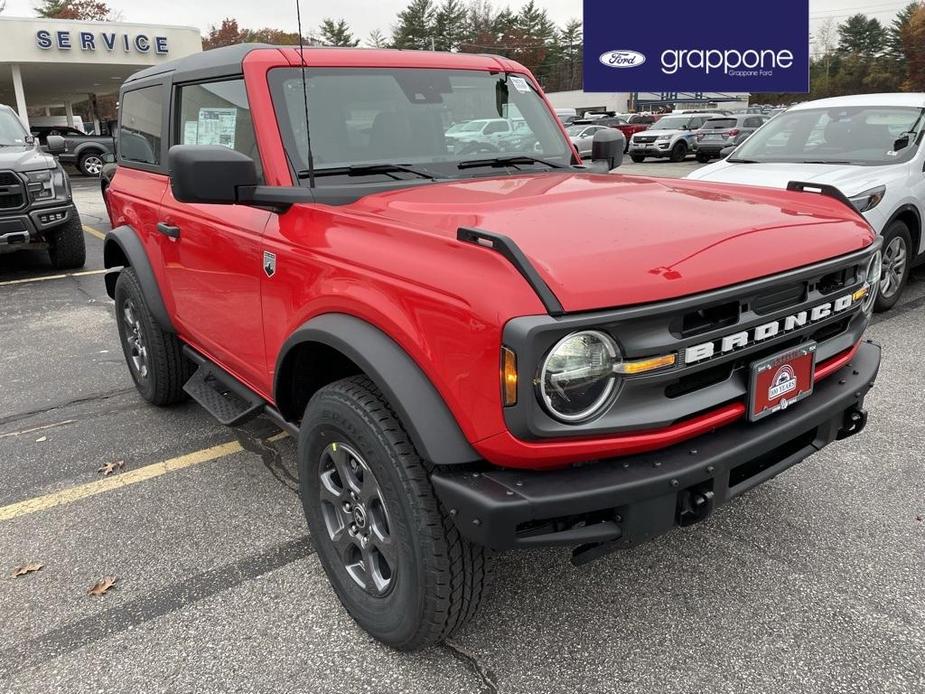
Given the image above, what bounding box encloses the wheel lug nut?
[343,501,352,512]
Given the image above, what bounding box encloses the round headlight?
[863,250,882,312]
[539,330,620,423]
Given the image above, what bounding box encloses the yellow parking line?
[82,224,106,240]
[0,269,107,287]
[0,440,244,522]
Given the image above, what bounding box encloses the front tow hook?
[836,407,868,440]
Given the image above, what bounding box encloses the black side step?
[181,347,266,426]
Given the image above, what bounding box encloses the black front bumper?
[431,341,880,562]
[0,202,77,254]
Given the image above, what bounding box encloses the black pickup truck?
[30,125,115,177]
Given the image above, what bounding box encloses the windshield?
[731,106,925,165]
[0,110,27,146]
[566,125,586,136]
[651,117,689,131]
[269,67,572,183]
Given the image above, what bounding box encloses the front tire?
[695,151,711,163]
[299,376,493,650]
[669,141,688,162]
[114,267,191,405]
[630,155,646,163]
[47,215,85,270]
[875,220,912,312]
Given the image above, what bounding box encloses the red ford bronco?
[102,45,882,649]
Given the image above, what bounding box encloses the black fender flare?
[72,142,108,160]
[276,314,480,465]
[103,225,175,332]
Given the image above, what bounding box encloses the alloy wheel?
[82,155,103,176]
[122,298,148,379]
[318,442,396,596]
[880,235,907,299]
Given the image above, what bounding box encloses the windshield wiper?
[299,163,438,180]
[726,157,761,163]
[800,160,852,165]
[457,155,562,170]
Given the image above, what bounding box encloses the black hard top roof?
[124,43,274,85]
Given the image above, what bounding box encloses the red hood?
[346,172,875,312]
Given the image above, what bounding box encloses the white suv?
[688,93,925,311]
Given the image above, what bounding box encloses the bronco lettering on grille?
[684,293,857,364]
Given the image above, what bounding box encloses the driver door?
[158,78,270,389]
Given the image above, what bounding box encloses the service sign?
[582,0,809,93]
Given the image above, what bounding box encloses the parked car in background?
[30,124,116,177]
[566,123,610,156]
[444,118,521,155]
[572,116,648,152]
[688,93,925,311]
[627,113,662,126]
[694,114,769,162]
[0,105,85,269]
[628,113,723,162]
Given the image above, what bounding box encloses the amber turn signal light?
[501,346,518,406]
[615,353,677,375]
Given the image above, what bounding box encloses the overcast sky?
[2,0,915,39]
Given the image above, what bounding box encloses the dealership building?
[0,16,201,132]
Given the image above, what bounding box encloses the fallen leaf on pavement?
[11,562,44,578]
[97,460,125,476]
[87,576,118,596]
[917,515,923,522]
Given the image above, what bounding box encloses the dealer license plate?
[748,342,817,422]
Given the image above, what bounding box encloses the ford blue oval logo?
[599,50,646,69]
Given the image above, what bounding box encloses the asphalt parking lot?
[1,165,923,694]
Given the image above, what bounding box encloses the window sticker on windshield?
[509,76,531,93]
[196,108,237,148]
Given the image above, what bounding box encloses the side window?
[484,121,507,134]
[745,117,762,128]
[689,117,704,130]
[177,79,261,179]
[119,85,163,166]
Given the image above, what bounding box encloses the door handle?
[156,222,181,239]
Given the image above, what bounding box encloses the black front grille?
[635,136,656,144]
[753,282,806,315]
[0,171,24,209]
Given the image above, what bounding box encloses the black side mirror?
[168,144,312,211]
[590,128,625,171]
[893,135,910,152]
[46,135,66,155]
[168,145,258,204]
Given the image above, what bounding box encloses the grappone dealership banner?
[582,0,809,93]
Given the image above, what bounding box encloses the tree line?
[202,0,584,93]
[757,2,925,102]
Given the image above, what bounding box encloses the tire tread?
[312,375,493,649]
